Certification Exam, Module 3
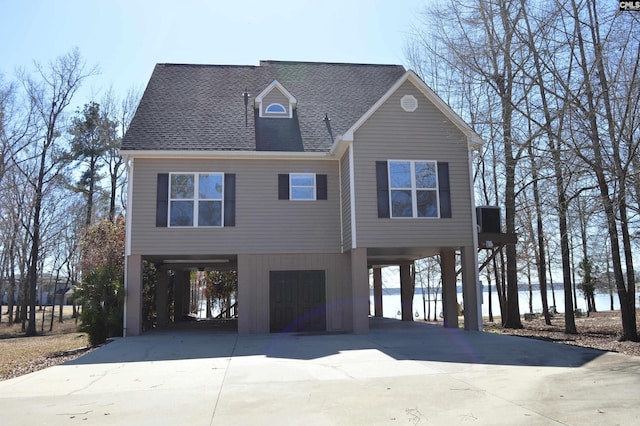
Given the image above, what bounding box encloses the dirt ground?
[0,306,92,381]
[483,310,640,357]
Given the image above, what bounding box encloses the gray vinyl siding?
[352,80,475,248]
[130,158,341,255]
[261,88,290,117]
[238,253,352,333]
[340,148,352,251]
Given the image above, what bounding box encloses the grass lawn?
[0,305,90,380]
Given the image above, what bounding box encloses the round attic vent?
[401,95,418,112]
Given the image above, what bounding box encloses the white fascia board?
[340,70,484,151]
[119,149,334,161]
[254,80,298,107]
[329,136,350,158]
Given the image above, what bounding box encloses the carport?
[125,254,238,335]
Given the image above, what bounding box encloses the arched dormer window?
[265,103,287,114]
[255,80,297,118]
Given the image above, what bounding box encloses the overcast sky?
[1,0,426,106]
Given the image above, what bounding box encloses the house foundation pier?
[372,267,383,317]
[461,245,481,331]
[124,254,143,336]
[440,249,459,328]
[400,262,414,321]
[351,248,369,334]
[156,268,169,328]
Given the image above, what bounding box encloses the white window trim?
[168,172,224,227]
[264,102,288,115]
[388,160,440,219]
[290,172,316,200]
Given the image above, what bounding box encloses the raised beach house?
[120,60,484,335]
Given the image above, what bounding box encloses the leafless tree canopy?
[407,0,638,340]
[0,48,140,335]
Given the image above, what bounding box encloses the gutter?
[119,149,336,161]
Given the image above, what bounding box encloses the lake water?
[193,288,624,320]
[370,288,622,319]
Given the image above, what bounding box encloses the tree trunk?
[494,0,522,330]
[571,0,637,340]
[7,253,15,325]
[26,144,48,336]
[519,1,572,329]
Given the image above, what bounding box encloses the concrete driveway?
[1,318,639,425]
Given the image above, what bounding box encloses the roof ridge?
[154,61,404,69]
[259,60,404,68]
[156,63,258,69]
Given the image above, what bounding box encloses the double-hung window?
[169,173,223,227]
[290,173,316,200]
[278,173,327,200]
[388,160,439,218]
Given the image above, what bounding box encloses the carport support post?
[351,248,369,333]
[441,249,459,328]
[461,245,481,331]
[173,270,190,321]
[373,267,383,317]
[181,271,191,318]
[156,268,169,328]
[124,254,143,336]
[400,262,414,321]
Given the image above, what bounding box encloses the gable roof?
[254,80,297,109]
[334,71,483,154]
[121,61,406,154]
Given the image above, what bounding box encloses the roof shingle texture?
[122,61,406,152]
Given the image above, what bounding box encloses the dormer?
[255,80,297,118]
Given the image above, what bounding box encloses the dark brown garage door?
[269,270,326,333]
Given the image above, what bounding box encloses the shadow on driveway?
[66,317,604,368]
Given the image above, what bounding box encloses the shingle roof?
[121,61,406,152]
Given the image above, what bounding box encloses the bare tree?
[100,87,140,220]
[409,0,527,328]
[16,48,96,336]
[561,0,638,340]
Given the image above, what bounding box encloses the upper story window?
[290,173,316,200]
[278,173,328,201]
[265,103,287,114]
[169,173,223,227]
[388,160,439,218]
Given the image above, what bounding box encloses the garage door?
[269,270,326,333]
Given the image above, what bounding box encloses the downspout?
[123,157,134,337]
[348,143,357,249]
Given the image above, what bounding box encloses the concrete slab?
[0,319,639,425]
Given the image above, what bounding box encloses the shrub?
[78,265,124,346]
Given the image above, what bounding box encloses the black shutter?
[156,173,169,227]
[224,174,236,227]
[278,174,289,200]
[438,162,452,218]
[316,174,327,200]
[376,161,390,218]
